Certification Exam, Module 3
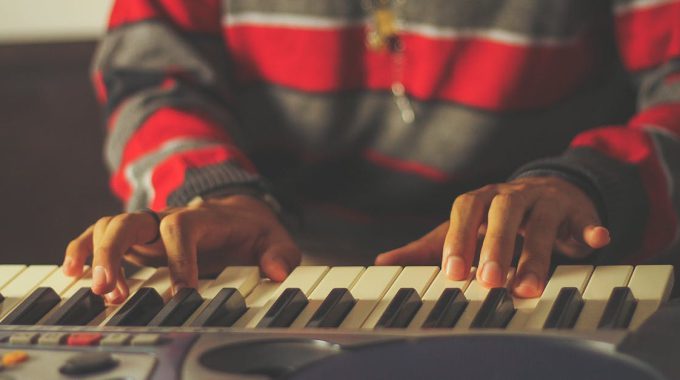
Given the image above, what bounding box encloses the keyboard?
[0,264,675,379]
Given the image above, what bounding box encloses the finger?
[478,192,532,288]
[376,223,448,266]
[443,190,496,281]
[583,225,611,249]
[91,216,115,295]
[558,213,610,258]
[63,225,95,276]
[259,243,301,282]
[105,268,129,304]
[160,211,200,295]
[514,199,563,298]
[92,213,158,295]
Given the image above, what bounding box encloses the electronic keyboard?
[0,264,676,379]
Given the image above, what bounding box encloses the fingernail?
[173,282,187,296]
[105,288,121,304]
[515,272,540,294]
[480,261,503,285]
[93,266,108,288]
[62,257,73,274]
[445,256,466,279]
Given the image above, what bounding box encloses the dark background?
[0,41,119,264]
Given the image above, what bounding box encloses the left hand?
[375,176,611,298]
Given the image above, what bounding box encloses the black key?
[422,288,468,328]
[0,292,4,304]
[470,288,515,328]
[306,288,356,328]
[1,287,60,325]
[43,287,105,326]
[148,288,203,327]
[191,288,247,327]
[376,288,422,329]
[106,288,164,326]
[544,287,583,329]
[598,287,637,329]
[257,288,308,328]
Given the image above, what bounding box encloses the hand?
[63,195,301,303]
[375,176,611,298]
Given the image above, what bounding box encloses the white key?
[340,266,402,329]
[183,266,261,324]
[136,267,173,302]
[231,280,281,328]
[0,265,58,318]
[362,266,439,329]
[290,266,365,328]
[242,266,329,328]
[0,265,27,290]
[39,266,90,295]
[627,265,674,329]
[524,265,593,330]
[574,265,633,330]
[93,267,157,326]
[408,269,474,329]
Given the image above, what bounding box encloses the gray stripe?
[166,161,261,207]
[637,59,680,110]
[125,139,221,211]
[236,71,634,185]
[613,0,678,14]
[647,127,680,252]
[225,0,596,39]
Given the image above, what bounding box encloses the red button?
[67,333,103,346]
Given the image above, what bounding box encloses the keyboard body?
[0,264,675,379]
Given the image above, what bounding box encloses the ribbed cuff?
[510,147,648,263]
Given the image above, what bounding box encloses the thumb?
[259,243,301,282]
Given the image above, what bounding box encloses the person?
[62,0,680,304]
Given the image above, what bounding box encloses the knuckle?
[159,212,190,237]
[492,192,524,209]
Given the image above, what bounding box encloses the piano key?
[375,288,422,328]
[190,287,247,327]
[290,266,364,328]
[470,287,516,328]
[91,267,157,326]
[626,265,674,329]
[421,288,468,328]
[362,266,438,329]
[306,288,356,328]
[408,269,474,329]
[148,288,203,327]
[524,265,593,329]
[231,280,281,328]
[598,287,637,329]
[0,287,61,325]
[0,265,57,318]
[136,267,173,302]
[543,287,583,329]
[257,288,308,328]
[574,265,633,330]
[242,266,329,328]
[182,266,260,326]
[42,287,105,325]
[0,265,27,290]
[105,287,165,326]
[455,268,510,329]
[39,265,90,295]
[339,266,402,329]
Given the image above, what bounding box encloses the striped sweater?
[92,0,680,263]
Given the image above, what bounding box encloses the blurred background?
[0,0,119,264]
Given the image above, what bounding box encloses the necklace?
[362,0,415,124]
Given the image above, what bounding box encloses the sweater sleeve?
[513,0,680,263]
[92,0,265,212]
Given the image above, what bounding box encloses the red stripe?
[363,149,450,183]
[92,70,108,104]
[224,25,594,110]
[615,1,680,71]
[629,103,680,135]
[571,127,678,261]
[149,146,238,210]
[109,0,222,34]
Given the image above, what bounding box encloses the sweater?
[92,0,680,263]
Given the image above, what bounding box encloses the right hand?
[62,195,301,303]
